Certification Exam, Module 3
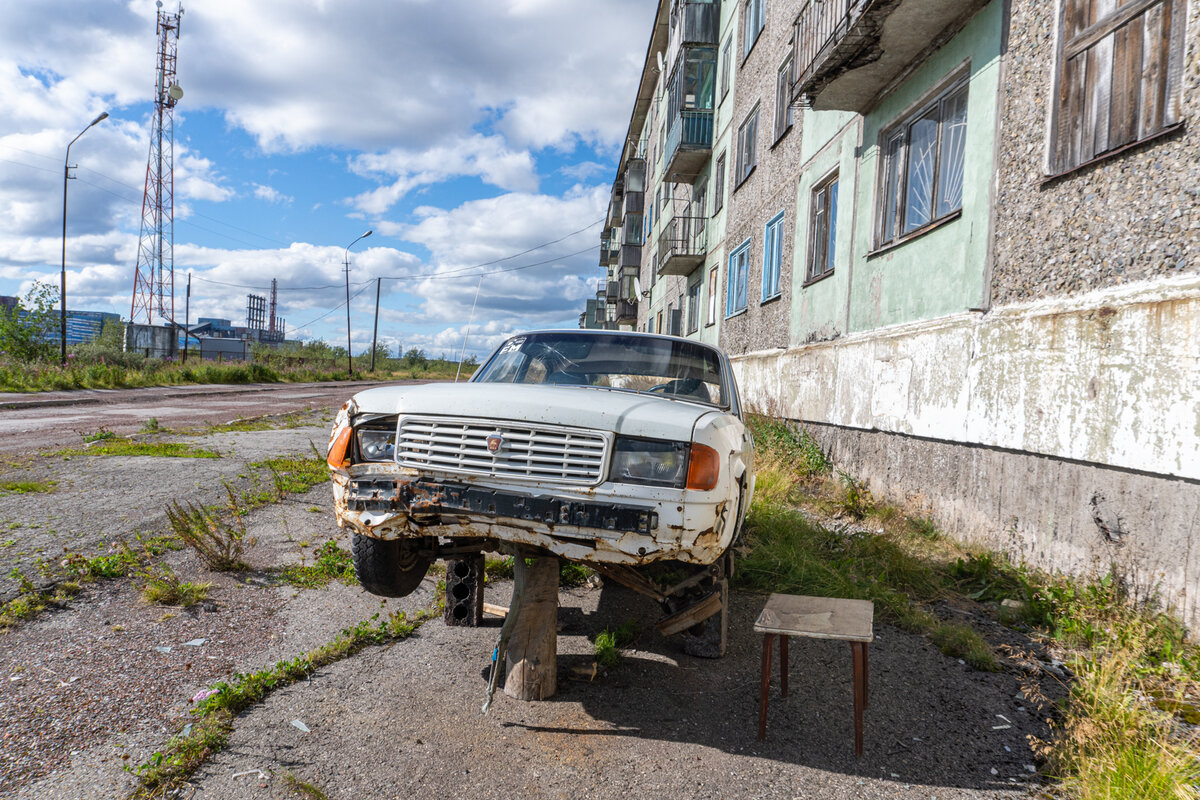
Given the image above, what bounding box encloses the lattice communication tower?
[131,2,184,325]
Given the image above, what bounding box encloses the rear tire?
[351,533,430,598]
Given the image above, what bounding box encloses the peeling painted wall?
[735,275,1200,481]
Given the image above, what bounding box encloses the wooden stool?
[753,594,874,757]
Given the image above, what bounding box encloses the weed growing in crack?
[282,772,330,799]
[131,608,433,796]
[140,565,211,606]
[593,619,638,668]
[280,540,355,589]
[166,485,252,571]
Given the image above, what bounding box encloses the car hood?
[350,382,716,441]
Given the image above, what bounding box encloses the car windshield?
[473,332,727,407]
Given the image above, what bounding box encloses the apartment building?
[592,0,1199,626]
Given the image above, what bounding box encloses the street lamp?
[61,111,108,365]
[343,229,372,377]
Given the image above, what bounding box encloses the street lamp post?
[343,229,372,377]
[61,111,109,365]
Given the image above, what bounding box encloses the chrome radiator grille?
[395,416,609,485]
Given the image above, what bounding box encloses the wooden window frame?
[726,238,751,317]
[735,105,760,187]
[1047,0,1185,176]
[714,152,727,212]
[762,211,784,301]
[774,55,794,142]
[806,170,839,284]
[874,76,969,249]
[706,266,718,326]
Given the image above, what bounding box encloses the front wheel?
[351,533,431,598]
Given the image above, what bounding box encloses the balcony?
[663,110,714,183]
[595,280,607,301]
[613,299,638,326]
[607,177,624,227]
[671,0,719,46]
[617,243,642,271]
[657,216,708,277]
[606,281,620,301]
[790,0,987,112]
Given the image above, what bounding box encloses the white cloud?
[347,134,537,215]
[252,183,292,204]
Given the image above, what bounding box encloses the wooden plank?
[753,593,874,642]
[1139,1,1165,136]
[1062,53,1088,170]
[503,555,558,701]
[1108,16,1143,148]
[1160,0,1181,126]
[1085,37,1113,159]
[1065,0,1158,58]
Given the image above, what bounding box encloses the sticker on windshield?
[498,337,525,354]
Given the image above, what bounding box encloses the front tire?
[351,533,431,598]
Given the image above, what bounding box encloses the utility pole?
[61,111,109,365]
[183,271,191,363]
[343,230,372,378]
[370,276,381,373]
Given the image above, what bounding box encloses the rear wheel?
[351,533,431,598]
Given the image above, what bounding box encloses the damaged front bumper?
[331,464,731,566]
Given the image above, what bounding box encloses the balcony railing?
[791,0,984,111]
[613,299,638,325]
[663,110,714,184]
[657,216,707,277]
[595,280,607,300]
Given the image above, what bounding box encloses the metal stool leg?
[758,634,775,741]
[851,642,865,757]
[780,634,789,697]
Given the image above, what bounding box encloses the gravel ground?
[0,415,332,602]
[0,481,437,800]
[184,582,1057,800]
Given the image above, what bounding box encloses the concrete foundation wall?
[799,420,1200,631]
[734,273,1200,628]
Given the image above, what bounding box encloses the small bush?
[166,486,252,571]
[281,540,355,588]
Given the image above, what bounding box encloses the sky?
[0,0,652,358]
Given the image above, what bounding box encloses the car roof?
[504,329,728,354]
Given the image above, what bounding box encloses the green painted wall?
[847,0,1002,333]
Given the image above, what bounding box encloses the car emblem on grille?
[486,433,503,454]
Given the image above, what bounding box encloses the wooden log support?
[503,554,559,701]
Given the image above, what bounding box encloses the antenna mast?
[131,2,184,325]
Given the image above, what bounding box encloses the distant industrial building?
[0,297,121,346]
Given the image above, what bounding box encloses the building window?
[774,56,793,141]
[692,180,708,234]
[877,78,967,247]
[713,152,726,212]
[648,314,656,334]
[1049,0,1185,175]
[735,105,759,186]
[807,171,838,282]
[706,266,718,326]
[742,0,764,58]
[720,35,732,101]
[762,212,783,300]
[687,280,701,333]
[656,310,664,335]
[726,239,750,316]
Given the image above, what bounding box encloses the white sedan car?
[327,330,754,654]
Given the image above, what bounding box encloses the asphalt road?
[0,380,401,453]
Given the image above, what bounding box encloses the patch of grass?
[835,470,873,519]
[82,426,116,443]
[61,440,221,459]
[63,543,141,579]
[0,580,81,630]
[259,453,327,496]
[140,565,211,606]
[593,619,638,668]
[929,622,999,671]
[132,609,433,797]
[747,415,830,477]
[140,416,160,433]
[166,485,252,572]
[280,540,356,589]
[484,555,514,582]
[0,479,56,494]
[282,772,329,800]
[559,561,595,588]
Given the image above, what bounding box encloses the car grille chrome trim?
[395,416,610,485]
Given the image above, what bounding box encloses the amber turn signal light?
[686,443,719,490]
[327,427,352,469]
